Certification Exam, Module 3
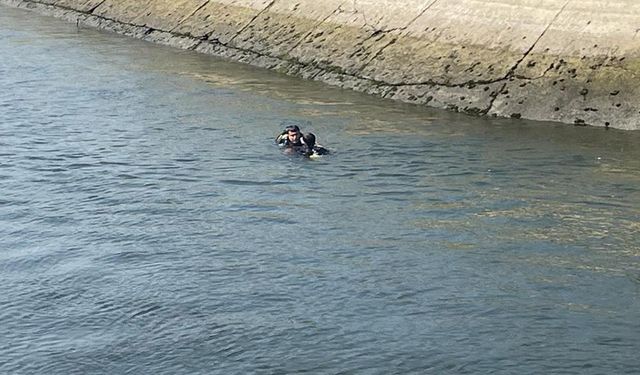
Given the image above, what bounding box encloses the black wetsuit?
[311,145,329,155]
[298,144,329,157]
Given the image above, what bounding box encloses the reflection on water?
[1,5,640,375]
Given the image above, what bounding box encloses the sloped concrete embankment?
[3,0,640,130]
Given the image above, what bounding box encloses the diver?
[300,132,329,158]
[275,125,304,148]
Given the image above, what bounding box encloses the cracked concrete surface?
[2,0,640,129]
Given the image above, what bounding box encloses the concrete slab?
[3,0,640,129]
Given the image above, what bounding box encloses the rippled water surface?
[2,6,640,374]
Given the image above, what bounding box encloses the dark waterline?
[1,6,640,374]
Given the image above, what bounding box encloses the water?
[2,6,640,374]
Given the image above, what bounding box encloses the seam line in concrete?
[284,2,347,55]
[226,0,278,45]
[87,0,106,14]
[169,0,210,33]
[409,0,441,29]
[365,2,448,76]
[484,82,508,115]
[357,0,440,72]
[484,0,572,114]
[505,0,572,79]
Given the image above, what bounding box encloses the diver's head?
[286,125,301,143]
[302,133,316,149]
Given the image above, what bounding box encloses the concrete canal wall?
[3,0,640,130]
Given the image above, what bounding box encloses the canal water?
[1,6,639,374]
